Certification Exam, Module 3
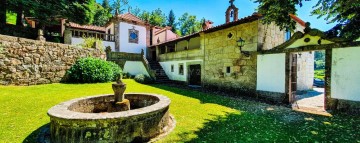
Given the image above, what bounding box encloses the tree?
[93,3,112,26]
[178,13,202,36]
[167,10,177,32]
[149,8,166,27]
[138,11,151,22]
[102,0,111,11]
[13,0,97,28]
[112,0,129,14]
[0,0,7,25]
[255,0,360,40]
[131,6,141,17]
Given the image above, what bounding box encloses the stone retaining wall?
[0,34,106,85]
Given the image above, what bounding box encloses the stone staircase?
[148,61,172,84]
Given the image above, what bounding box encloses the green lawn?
[315,69,325,80]
[0,80,359,142]
[6,12,16,25]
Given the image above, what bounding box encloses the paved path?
[293,88,326,112]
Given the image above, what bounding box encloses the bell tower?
[226,0,239,23]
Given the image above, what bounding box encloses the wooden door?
[189,65,201,86]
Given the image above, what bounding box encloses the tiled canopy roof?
[68,22,106,32]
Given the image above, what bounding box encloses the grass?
[0,80,359,142]
[315,69,325,80]
[6,12,16,25]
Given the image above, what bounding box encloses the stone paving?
[293,88,326,112]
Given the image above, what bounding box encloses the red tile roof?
[68,22,106,32]
[151,13,262,47]
[150,13,306,47]
[289,14,306,27]
[114,13,147,25]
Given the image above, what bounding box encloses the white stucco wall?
[103,41,116,51]
[118,22,147,54]
[296,52,314,91]
[331,46,360,101]
[71,37,115,51]
[256,53,286,93]
[159,60,202,82]
[123,61,149,77]
[71,37,84,45]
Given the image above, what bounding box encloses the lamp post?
[237,37,250,57]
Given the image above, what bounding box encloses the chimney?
[202,20,214,30]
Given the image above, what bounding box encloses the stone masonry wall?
[203,21,258,95]
[0,34,106,85]
[258,22,304,50]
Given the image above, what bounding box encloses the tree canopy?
[167,10,177,32]
[178,13,202,36]
[1,0,98,27]
[256,0,360,40]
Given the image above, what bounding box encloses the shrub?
[122,72,132,79]
[134,74,154,84]
[108,62,122,81]
[65,58,122,83]
[82,37,104,51]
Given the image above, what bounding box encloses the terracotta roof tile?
[151,13,262,47]
[69,22,106,32]
[116,13,146,24]
[289,14,306,27]
[150,13,306,47]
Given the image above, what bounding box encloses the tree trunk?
[0,0,6,25]
[16,2,23,26]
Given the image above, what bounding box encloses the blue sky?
[96,0,336,31]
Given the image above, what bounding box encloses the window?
[129,27,139,44]
[171,65,174,72]
[226,67,231,74]
[179,64,184,75]
[227,33,233,39]
[285,28,291,41]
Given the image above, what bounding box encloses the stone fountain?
[47,76,174,143]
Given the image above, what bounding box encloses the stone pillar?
[114,23,120,52]
[64,29,72,44]
[234,8,239,21]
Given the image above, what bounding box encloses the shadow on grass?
[23,123,49,143]
[149,84,360,142]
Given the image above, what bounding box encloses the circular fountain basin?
[47,93,171,143]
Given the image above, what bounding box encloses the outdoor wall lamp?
[237,37,250,57]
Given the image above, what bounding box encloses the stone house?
[147,2,314,94]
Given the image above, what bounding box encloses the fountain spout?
[112,74,130,111]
